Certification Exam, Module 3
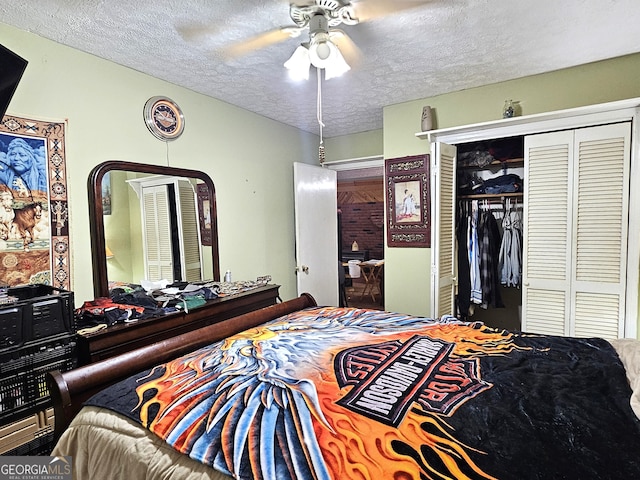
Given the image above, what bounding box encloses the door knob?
[295,265,310,274]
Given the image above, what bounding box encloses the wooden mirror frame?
[88,160,220,297]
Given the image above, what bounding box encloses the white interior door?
[176,180,203,282]
[142,185,174,282]
[430,142,457,318]
[294,162,338,306]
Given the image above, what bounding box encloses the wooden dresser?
[76,284,280,365]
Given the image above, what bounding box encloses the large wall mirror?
[88,160,220,297]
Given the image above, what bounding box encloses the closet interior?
[455,137,524,331]
[426,101,638,339]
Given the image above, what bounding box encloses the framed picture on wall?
[386,154,430,247]
[0,114,71,288]
[101,172,111,215]
[197,183,212,246]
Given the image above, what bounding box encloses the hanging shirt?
[499,210,512,285]
[479,211,504,308]
[508,210,522,286]
[499,206,522,287]
[468,205,482,304]
[456,209,471,319]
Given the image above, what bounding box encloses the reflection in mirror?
[88,161,220,298]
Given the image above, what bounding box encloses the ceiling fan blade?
[223,27,303,59]
[330,30,362,67]
[177,24,220,44]
[350,0,432,22]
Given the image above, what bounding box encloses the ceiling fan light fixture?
[312,41,332,62]
[285,11,351,80]
[308,32,336,68]
[308,35,350,78]
[284,45,311,80]
[323,45,350,79]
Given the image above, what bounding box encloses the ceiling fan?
[222,0,431,80]
[213,0,430,162]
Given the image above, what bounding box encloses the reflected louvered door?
[431,142,457,318]
[142,185,174,282]
[523,123,630,338]
[176,180,203,282]
[523,131,573,335]
[571,123,630,338]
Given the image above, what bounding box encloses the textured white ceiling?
[2,0,640,137]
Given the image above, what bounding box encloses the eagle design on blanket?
[130,308,526,480]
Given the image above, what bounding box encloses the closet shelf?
[458,192,524,200]
[458,158,524,170]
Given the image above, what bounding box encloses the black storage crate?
[0,285,74,353]
[0,332,76,425]
[0,305,23,353]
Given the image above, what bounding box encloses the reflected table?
[359,260,384,303]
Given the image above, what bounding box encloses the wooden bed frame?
[46,293,317,438]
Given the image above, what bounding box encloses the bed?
[47,294,640,479]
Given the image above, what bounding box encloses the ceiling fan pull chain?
[317,67,326,163]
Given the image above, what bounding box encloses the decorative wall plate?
[143,96,185,141]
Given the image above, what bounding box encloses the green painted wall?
[382,53,640,326]
[1,23,319,304]
[4,20,640,330]
[324,129,383,161]
[103,170,136,284]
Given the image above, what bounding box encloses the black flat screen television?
[0,44,28,119]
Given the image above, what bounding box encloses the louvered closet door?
[430,142,457,318]
[523,123,631,338]
[571,123,630,338]
[523,131,573,335]
[176,181,203,282]
[142,185,174,282]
